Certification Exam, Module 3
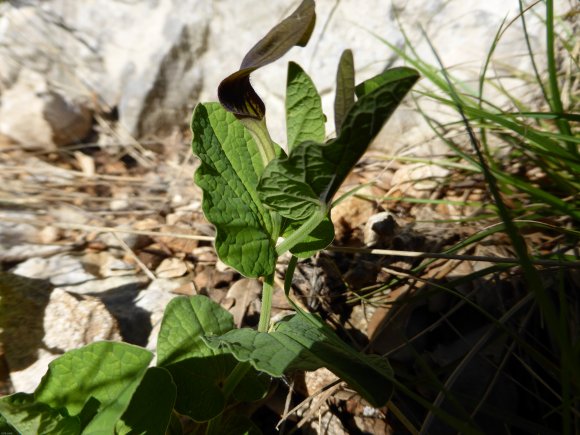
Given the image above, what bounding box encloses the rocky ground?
[0,127,525,432]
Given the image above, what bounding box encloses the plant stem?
[222,361,252,400]
[275,204,327,256]
[209,274,275,434]
[546,0,576,155]
[258,273,275,332]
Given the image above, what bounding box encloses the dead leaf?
[226,278,262,327]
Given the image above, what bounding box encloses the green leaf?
[258,67,420,221]
[232,368,270,403]
[0,393,80,435]
[334,49,355,134]
[33,342,152,435]
[157,296,268,422]
[286,61,326,151]
[355,66,418,97]
[218,0,316,120]
[0,414,13,434]
[157,295,235,366]
[191,103,279,277]
[162,358,230,423]
[116,367,176,435]
[205,312,394,408]
[157,296,234,421]
[284,217,334,258]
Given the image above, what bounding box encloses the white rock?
[43,288,121,350]
[0,244,70,263]
[363,212,400,247]
[0,0,211,138]
[0,71,92,149]
[135,277,188,350]
[12,254,95,286]
[58,275,149,295]
[0,273,121,393]
[0,0,569,152]
[10,288,121,393]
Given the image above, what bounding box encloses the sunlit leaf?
[34,342,153,434]
[286,61,325,151]
[191,103,279,277]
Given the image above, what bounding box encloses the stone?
[0,71,92,149]
[135,277,190,350]
[11,251,149,295]
[156,224,199,254]
[0,0,212,139]
[0,0,563,151]
[12,254,95,287]
[0,213,48,245]
[58,275,149,295]
[363,212,401,247]
[98,225,152,251]
[0,243,72,264]
[332,195,377,243]
[0,273,121,393]
[42,288,121,351]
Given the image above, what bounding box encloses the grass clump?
[366,2,580,433]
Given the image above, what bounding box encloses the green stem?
[208,274,275,434]
[222,361,252,400]
[258,273,275,332]
[275,204,327,256]
[240,117,277,166]
[546,0,576,155]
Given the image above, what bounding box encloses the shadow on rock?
[89,283,152,347]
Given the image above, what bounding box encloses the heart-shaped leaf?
[33,342,153,434]
[157,296,234,421]
[205,311,394,408]
[191,102,280,278]
[116,367,176,435]
[157,294,235,366]
[157,296,269,422]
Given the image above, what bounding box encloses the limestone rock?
[363,212,401,247]
[332,195,377,243]
[0,0,558,151]
[0,0,211,139]
[135,277,189,350]
[42,288,121,351]
[0,272,121,393]
[0,72,92,149]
